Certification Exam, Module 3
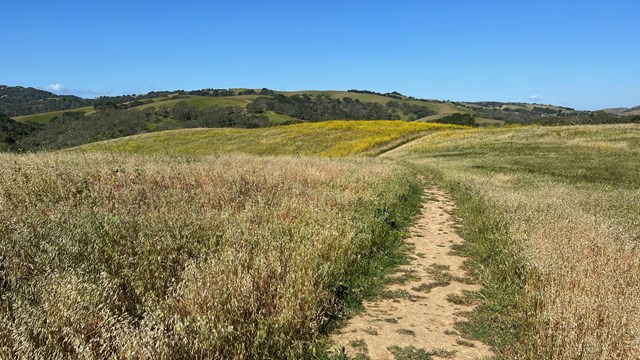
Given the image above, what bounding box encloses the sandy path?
[333,187,493,359]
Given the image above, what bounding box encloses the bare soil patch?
[333,187,493,359]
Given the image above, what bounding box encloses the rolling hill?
[601,105,640,116]
[6,86,587,127]
[2,85,638,154]
[0,85,93,117]
[69,120,463,157]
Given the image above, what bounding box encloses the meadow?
[0,153,420,358]
[385,124,640,358]
[1,120,638,359]
[136,95,260,110]
[70,120,462,157]
[13,106,94,124]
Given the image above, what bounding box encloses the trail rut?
[333,187,493,359]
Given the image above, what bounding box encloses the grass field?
[2,119,638,358]
[417,102,473,122]
[281,90,407,105]
[12,106,94,124]
[280,90,469,120]
[474,117,505,125]
[0,153,421,358]
[385,124,640,358]
[135,95,260,110]
[70,120,464,157]
[262,110,300,124]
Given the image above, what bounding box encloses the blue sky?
[1,1,638,110]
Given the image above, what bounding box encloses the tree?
[170,101,196,122]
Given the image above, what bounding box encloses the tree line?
[0,103,270,152]
[246,94,437,120]
[0,85,276,117]
[0,86,92,117]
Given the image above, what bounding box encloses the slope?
[0,85,93,117]
[13,106,95,124]
[382,123,640,358]
[69,121,464,157]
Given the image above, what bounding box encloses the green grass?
[475,117,505,126]
[262,110,300,124]
[385,124,640,358]
[10,95,258,124]
[134,95,260,110]
[349,338,369,353]
[417,102,474,122]
[403,125,640,188]
[69,121,465,157]
[278,90,468,119]
[11,91,471,125]
[280,90,402,105]
[12,106,94,124]
[387,346,456,360]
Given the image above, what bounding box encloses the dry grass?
[387,124,640,358]
[0,152,420,359]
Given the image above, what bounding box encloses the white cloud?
[529,94,542,102]
[43,84,112,98]
[46,83,66,93]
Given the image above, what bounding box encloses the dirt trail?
[333,187,493,359]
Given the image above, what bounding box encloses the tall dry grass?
[0,152,420,359]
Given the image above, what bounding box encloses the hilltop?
[601,105,640,116]
[0,85,92,116]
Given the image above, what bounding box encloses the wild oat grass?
[388,124,640,359]
[0,152,420,359]
[69,120,463,157]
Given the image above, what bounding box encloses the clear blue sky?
[1,0,638,110]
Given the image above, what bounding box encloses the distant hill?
[8,87,570,126]
[0,113,39,151]
[622,106,640,116]
[600,107,630,115]
[600,105,640,116]
[2,84,639,153]
[0,85,94,117]
[455,101,582,123]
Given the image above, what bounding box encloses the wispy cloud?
[529,94,542,102]
[45,83,112,98]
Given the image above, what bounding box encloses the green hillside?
[70,120,463,157]
[279,90,470,121]
[0,85,94,117]
[135,95,260,110]
[8,90,473,125]
[13,106,94,124]
[8,87,611,129]
[418,101,473,121]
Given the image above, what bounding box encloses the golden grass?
[70,120,464,157]
[0,152,420,358]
